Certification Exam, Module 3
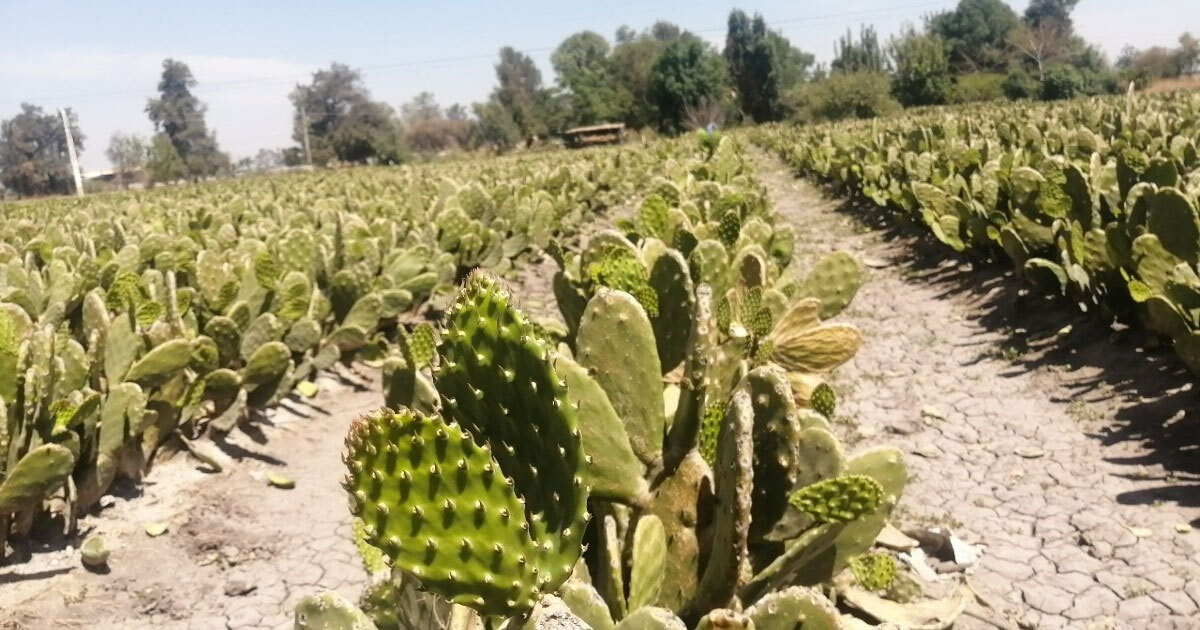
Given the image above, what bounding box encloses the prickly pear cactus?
[788,475,883,524]
[344,272,589,617]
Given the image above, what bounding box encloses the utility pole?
[59,108,84,197]
[300,107,313,169]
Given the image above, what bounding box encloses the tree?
[1008,21,1070,80]
[786,71,900,122]
[832,25,887,73]
[610,24,683,129]
[472,100,522,150]
[1023,0,1079,32]
[105,132,147,188]
[0,104,84,197]
[724,10,790,123]
[144,133,186,185]
[552,31,629,126]
[647,35,729,132]
[927,0,1019,72]
[769,31,816,89]
[890,26,951,106]
[400,91,442,125]
[1177,33,1200,76]
[492,47,552,143]
[145,59,228,180]
[290,63,406,165]
[399,92,474,154]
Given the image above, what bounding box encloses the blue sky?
[0,0,1192,171]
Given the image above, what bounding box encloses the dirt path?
[1,367,381,630]
[753,150,1200,629]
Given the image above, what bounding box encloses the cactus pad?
[627,514,667,613]
[850,552,897,591]
[788,475,883,524]
[0,444,75,514]
[767,321,862,374]
[796,251,862,320]
[809,383,836,418]
[344,409,546,615]
[577,289,664,466]
[746,586,840,630]
[426,271,589,614]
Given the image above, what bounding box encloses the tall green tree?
[889,26,951,106]
[493,47,551,143]
[927,0,1019,72]
[610,22,684,128]
[724,10,806,123]
[1023,0,1080,32]
[647,35,729,132]
[832,25,888,73]
[289,63,406,165]
[552,31,629,126]
[0,104,84,197]
[144,133,186,184]
[145,59,228,180]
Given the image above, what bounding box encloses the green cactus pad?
[554,354,648,504]
[103,313,144,384]
[615,607,687,630]
[285,318,323,354]
[294,590,378,630]
[627,514,667,613]
[408,323,437,369]
[586,248,659,318]
[796,251,862,320]
[850,552,897,591]
[650,450,712,611]
[809,383,836,418]
[560,581,616,630]
[599,514,627,621]
[698,403,724,467]
[689,239,730,288]
[1146,188,1200,264]
[242,342,292,389]
[430,271,589,613]
[687,389,754,619]
[744,366,804,541]
[0,444,75,514]
[343,293,384,335]
[789,475,883,524]
[124,339,192,387]
[649,250,695,374]
[189,336,220,374]
[746,586,840,630]
[204,316,241,366]
[577,289,664,466]
[344,409,548,616]
[241,313,284,362]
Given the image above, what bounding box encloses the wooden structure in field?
[562,123,626,148]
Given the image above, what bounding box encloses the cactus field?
[3,113,1200,629]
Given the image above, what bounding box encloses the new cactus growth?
[788,475,883,524]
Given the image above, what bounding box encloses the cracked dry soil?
[752,150,1200,629]
[1,367,381,630]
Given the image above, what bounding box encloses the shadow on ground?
[823,186,1200,490]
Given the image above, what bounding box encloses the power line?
[1,0,951,107]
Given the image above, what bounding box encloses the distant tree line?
[2,2,1196,197]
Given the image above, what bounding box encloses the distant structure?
[562,123,626,148]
